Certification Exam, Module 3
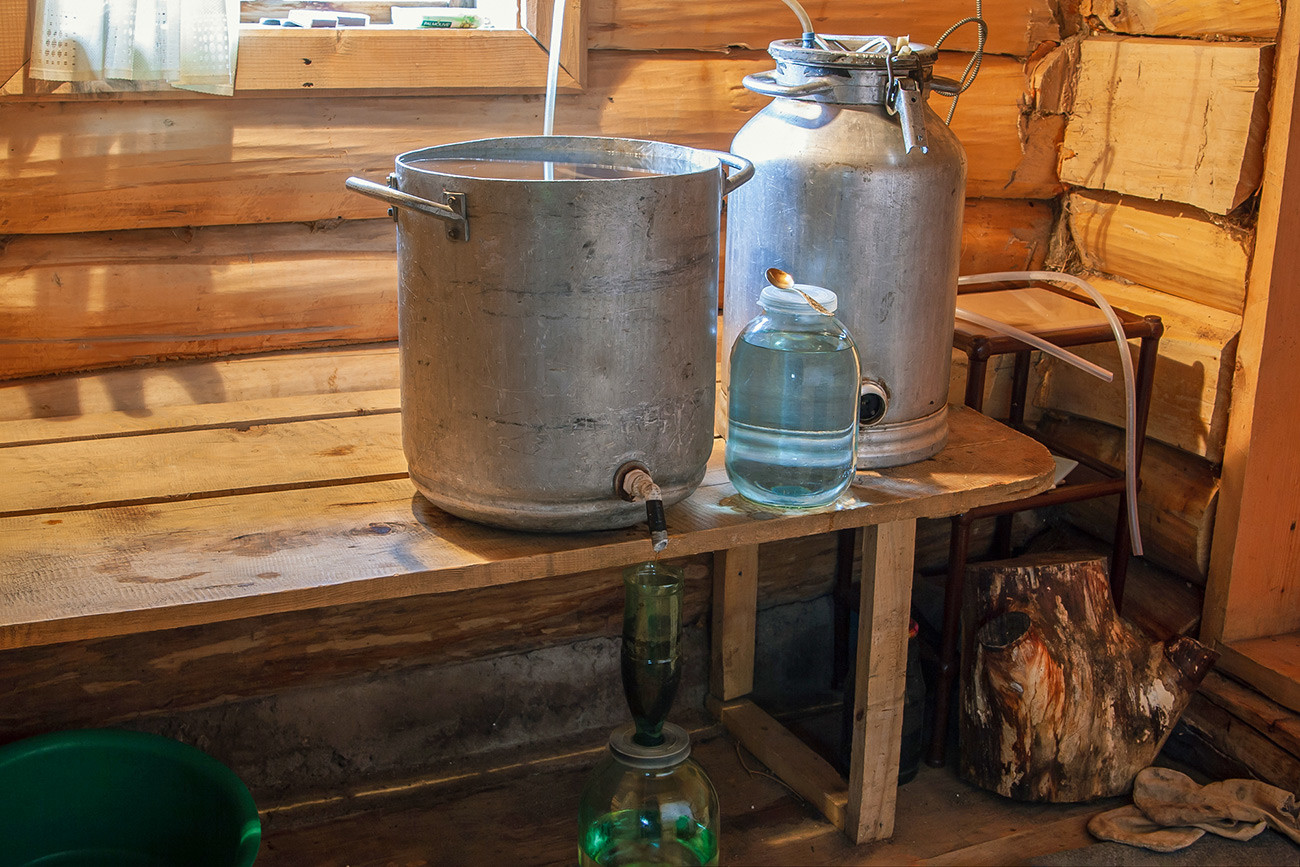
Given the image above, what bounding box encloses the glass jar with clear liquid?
[725,282,861,508]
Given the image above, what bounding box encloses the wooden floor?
[256,716,1119,866]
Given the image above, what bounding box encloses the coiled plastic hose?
[956,271,1143,556]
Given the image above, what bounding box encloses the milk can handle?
[930,76,964,96]
[700,150,754,196]
[742,70,836,99]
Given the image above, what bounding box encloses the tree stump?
[958,553,1217,802]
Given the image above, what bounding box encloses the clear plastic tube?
[540,0,567,182]
[778,0,815,40]
[957,271,1143,556]
[954,308,1114,383]
[542,0,566,138]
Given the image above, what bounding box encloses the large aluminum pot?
[348,136,752,532]
[723,37,967,468]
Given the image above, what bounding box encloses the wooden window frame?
[0,0,585,98]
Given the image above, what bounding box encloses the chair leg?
[964,355,989,412]
[1110,500,1133,612]
[993,514,1014,559]
[1008,350,1031,426]
[1110,326,1159,613]
[927,512,972,767]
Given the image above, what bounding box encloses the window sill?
[235,23,582,94]
[0,0,584,99]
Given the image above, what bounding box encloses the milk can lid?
[759,282,838,315]
[768,36,939,71]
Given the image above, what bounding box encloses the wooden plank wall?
[1028,3,1281,584]
[1,0,1062,381]
[0,0,1066,746]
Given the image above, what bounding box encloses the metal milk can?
[723,37,967,468]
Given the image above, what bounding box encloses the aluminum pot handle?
[742,70,836,100]
[345,176,470,241]
[699,150,754,197]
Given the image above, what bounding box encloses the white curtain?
[30,0,240,95]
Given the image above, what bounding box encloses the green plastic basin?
[0,729,261,867]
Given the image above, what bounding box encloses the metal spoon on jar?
[766,267,833,315]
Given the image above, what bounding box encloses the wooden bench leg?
[710,544,759,704]
[845,519,917,844]
[711,543,853,833]
[711,527,917,845]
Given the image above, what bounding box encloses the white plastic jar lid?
[758,282,838,314]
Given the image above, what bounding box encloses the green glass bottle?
[620,562,683,747]
[578,562,720,866]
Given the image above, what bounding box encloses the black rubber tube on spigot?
[645,499,668,552]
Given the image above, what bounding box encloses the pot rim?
[395,135,732,182]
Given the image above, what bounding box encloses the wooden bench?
[0,343,1054,844]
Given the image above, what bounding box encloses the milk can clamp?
[881,41,928,155]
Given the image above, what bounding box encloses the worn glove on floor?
[1088,804,1207,853]
[1133,767,1268,840]
[1087,767,1300,852]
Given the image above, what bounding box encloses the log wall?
[1030,4,1281,584]
[1,0,1062,380]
